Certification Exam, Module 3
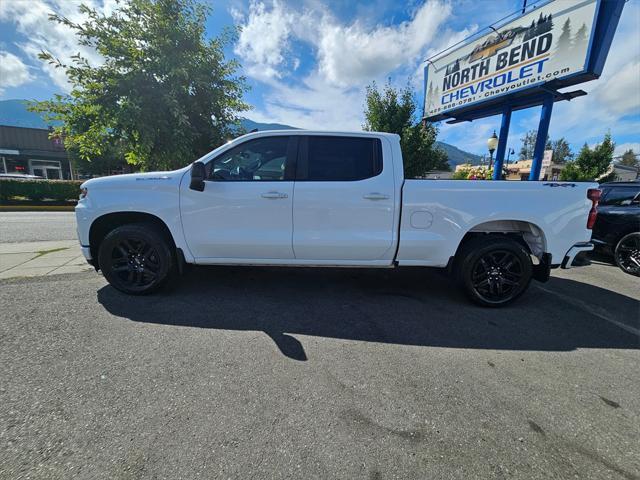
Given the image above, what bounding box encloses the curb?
[0,205,76,212]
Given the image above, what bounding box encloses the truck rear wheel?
[98,223,174,295]
[455,235,533,307]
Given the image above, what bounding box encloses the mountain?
[240,118,297,131]
[0,99,481,167]
[435,141,482,167]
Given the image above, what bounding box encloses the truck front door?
[180,135,296,261]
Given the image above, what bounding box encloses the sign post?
[529,94,554,180]
[492,106,512,180]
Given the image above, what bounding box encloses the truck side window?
[600,187,640,206]
[303,136,382,181]
[209,136,290,181]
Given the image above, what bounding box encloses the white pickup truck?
[76,130,600,306]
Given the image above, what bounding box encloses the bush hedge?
[0,179,83,202]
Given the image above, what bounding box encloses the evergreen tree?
[572,23,588,51]
[557,18,572,55]
[550,137,573,164]
[619,149,639,168]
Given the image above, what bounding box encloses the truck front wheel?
[98,223,174,295]
[455,236,533,307]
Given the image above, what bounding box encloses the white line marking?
[536,285,640,337]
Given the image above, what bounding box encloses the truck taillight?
[587,188,601,229]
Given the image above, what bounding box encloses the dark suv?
[592,181,640,276]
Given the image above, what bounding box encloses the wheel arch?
[613,225,640,250]
[89,211,176,268]
[456,219,548,260]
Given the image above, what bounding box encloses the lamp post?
[487,131,499,169]
[506,147,515,165]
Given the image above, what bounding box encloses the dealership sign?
[424,0,599,120]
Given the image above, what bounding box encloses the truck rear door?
[292,135,396,262]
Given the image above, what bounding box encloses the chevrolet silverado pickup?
[76,130,600,306]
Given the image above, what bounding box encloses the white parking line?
[536,285,640,337]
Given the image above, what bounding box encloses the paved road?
[1,260,638,479]
[0,212,76,243]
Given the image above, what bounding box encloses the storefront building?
[0,125,72,179]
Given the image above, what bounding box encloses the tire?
[455,235,533,307]
[614,232,640,277]
[98,223,174,295]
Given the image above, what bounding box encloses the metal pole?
[68,157,74,180]
[492,106,512,180]
[529,94,554,181]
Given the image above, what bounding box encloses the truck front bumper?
[561,242,594,269]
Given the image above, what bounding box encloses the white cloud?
[232,0,295,82]
[0,50,33,94]
[233,0,459,129]
[597,61,640,117]
[0,0,105,92]
[250,75,364,131]
[313,1,452,87]
[235,0,454,87]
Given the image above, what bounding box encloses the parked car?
[592,181,640,276]
[0,173,44,180]
[75,131,599,306]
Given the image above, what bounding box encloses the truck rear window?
[303,136,382,181]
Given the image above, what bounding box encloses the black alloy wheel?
[471,250,525,304]
[456,235,533,307]
[614,232,640,277]
[110,238,160,289]
[98,223,173,295]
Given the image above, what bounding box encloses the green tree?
[30,0,249,171]
[518,129,568,162]
[549,137,573,164]
[363,81,448,178]
[560,133,615,181]
[519,129,551,160]
[619,149,639,168]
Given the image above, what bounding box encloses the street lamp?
[506,147,515,165]
[487,131,499,169]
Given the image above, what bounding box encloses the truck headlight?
[80,187,88,199]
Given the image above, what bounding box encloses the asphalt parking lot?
[1,255,639,479]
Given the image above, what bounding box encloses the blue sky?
[0,0,638,158]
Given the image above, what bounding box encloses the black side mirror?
[190,162,206,191]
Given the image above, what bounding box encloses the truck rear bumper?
[561,242,594,269]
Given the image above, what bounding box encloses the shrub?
[452,165,493,180]
[0,179,82,202]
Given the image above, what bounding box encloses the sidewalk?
[0,240,93,280]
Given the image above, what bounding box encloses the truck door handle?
[363,192,390,200]
[261,191,288,199]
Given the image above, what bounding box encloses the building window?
[29,159,63,180]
